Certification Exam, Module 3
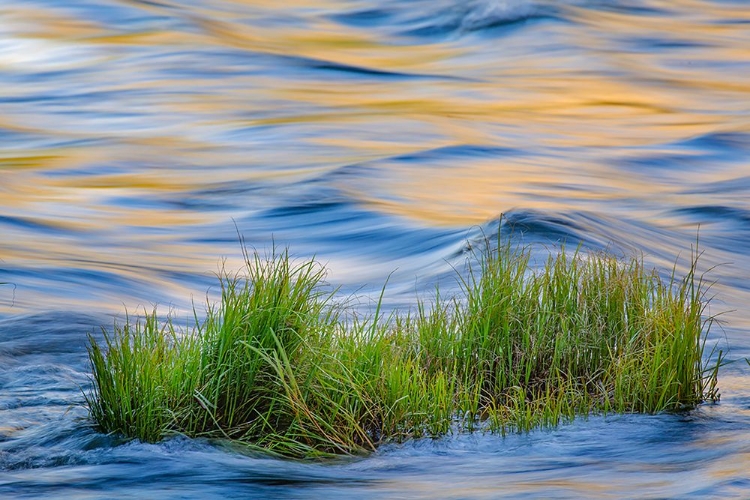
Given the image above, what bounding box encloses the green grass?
[85,238,722,458]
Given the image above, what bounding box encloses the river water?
[1,0,750,497]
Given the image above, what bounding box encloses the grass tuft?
[85,238,722,458]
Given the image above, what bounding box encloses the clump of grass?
[85,237,722,458]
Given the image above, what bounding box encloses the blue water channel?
[1,0,750,497]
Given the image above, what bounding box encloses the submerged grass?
[85,238,722,458]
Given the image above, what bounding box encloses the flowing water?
[1,0,750,497]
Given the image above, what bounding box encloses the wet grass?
[85,238,722,458]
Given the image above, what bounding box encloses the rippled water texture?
[1,0,750,497]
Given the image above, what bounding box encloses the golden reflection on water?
[0,0,749,315]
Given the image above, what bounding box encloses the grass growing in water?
[86,239,722,458]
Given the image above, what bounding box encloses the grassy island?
[85,238,721,458]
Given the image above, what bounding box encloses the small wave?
[332,0,554,40]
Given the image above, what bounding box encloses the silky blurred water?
[1,0,750,497]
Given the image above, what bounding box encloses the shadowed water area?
[1,0,750,497]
